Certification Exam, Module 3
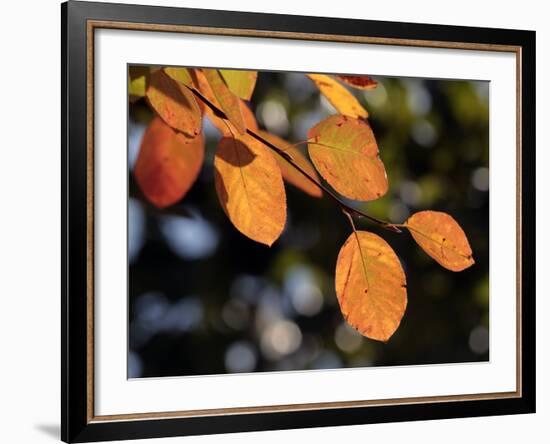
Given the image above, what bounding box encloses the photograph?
[57,2,536,441]
[127,66,489,378]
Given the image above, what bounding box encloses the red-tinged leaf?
[219,69,258,100]
[214,136,286,246]
[146,70,202,138]
[307,114,388,201]
[335,231,407,342]
[258,131,323,198]
[307,73,368,119]
[202,69,246,134]
[135,117,205,208]
[336,75,378,90]
[404,211,475,271]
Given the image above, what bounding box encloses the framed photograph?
[61,1,535,442]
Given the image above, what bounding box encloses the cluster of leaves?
[129,65,475,342]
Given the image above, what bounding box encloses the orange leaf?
[145,70,202,138]
[203,69,246,134]
[306,73,368,119]
[135,117,205,208]
[335,231,407,342]
[307,115,388,201]
[195,69,257,136]
[258,131,322,198]
[219,69,258,100]
[239,101,259,132]
[336,75,378,90]
[214,136,286,246]
[404,211,475,272]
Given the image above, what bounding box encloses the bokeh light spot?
[261,320,302,359]
[471,167,490,192]
[284,265,324,317]
[469,326,489,354]
[159,210,219,260]
[225,341,257,373]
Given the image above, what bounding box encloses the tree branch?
[187,85,402,234]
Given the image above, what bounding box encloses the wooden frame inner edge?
[85,19,523,423]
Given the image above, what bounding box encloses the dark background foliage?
[128,69,489,378]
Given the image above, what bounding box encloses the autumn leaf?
[404,211,475,272]
[203,69,246,134]
[214,136,286,246]
[239,102,259,132]
[307,115,388,201]
[146,70,202,138]
[307,74,368,119]
[214,101,257,136]
[258,131,322,198]
[163,67,194,87]
[335,231,407,342]
[217,101,258,137]
[135,117,205,208]
[219,69,258,100]
[194,69,257,136]
[163,68,207,114]
[336,75,378,90]
[128,66,149,102]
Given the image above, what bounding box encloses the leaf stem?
[187,85,401,234]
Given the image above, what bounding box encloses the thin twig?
[187,85,402,234]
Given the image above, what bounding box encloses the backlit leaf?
[195,69,258,136]
[239,102,259,132]
[163,67,194,87]
[203,69,246,134]
[404,211,475,271]
[307,115,388,201]
[216,101,258,137]
[258,131,322,198]
[193,68,227,130]
[214,136,286,246]
[128,66,149,102]
[336,75,378,90]
[135,117,205,208]
[335,231,407,342]
[307,73,368,119]
[146,70,202,138]
[219,69,258,100]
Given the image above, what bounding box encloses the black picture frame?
[62,1,536,442]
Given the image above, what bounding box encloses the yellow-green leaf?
[405,211,475,271]
[128,66,149,102]
[336,75,378,90]
[258,131,322,198]
[335,231,407,342]
[219,69,258,100]
[307,73,368,119]
[135,117,205,208]
[146,70,202,138]
[307,114,388,201]
[203,69,246,134]
[163,67,194,87]
[214,136,286,246]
